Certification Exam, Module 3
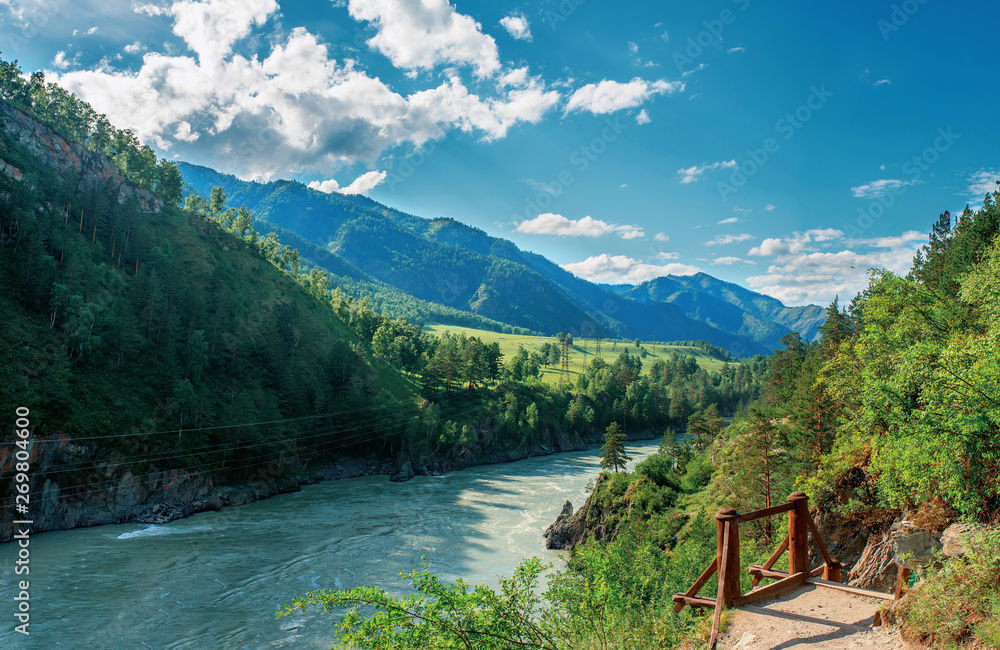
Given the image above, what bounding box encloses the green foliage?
[280,558,561,649]
[894,528,1000,648]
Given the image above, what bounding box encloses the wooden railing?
[672,492,849,649]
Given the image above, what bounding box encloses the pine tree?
[600,422,629,474]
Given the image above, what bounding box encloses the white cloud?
[712,256,755,265]
[850,178,918,199]
[744,227,926,305]
[677,159,737,184]
[659,30,669,42]
[654,232,669,242]
[967,170,999,202]
[86,26,99,35]
[849,230,926,249]
[717,217,739,225]
[564,77,683,115]
[705,233,752,246]
[562,254,700,284]
[308,170,387,195]
[748,229,845,256]
[765,203,776,211]
[165,0,278,66]
[627,41,639,56]
[340,170,387,195]
[746,245,920,306]
[499,12,532,41]
[55,6,559,180]
[727,46,745,54]
[657,251,679,260]
[874,79,891,86]
[636,109,650,125]
[124,41,147,54]
[516,213,643,239]
[681,63,707,78]
[308,178,342,193]
[348,0,500,77]
[52,51,77,69]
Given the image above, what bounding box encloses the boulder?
[941,522,982,557]
[390,459,415,483]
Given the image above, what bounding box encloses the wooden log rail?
[671,492,850,649]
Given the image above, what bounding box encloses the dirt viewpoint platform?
[717,584,908,649]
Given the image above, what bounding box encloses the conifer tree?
[600,422,629,474]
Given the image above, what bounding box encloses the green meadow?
[423,324,735,386]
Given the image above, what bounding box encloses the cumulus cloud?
[744,227,925,305]
[565,78,683,115]
[499,12,532,41]
[309,170,387,195]
[54,3,560,180]
[850,178,918,199]
[654,232,669,242]
[746,246,919,306]
[124,41,147,54]
[748,229,845,256]
[52,51,78,69]
[516,214,643,239]
[636,109,650,125]
[677,160,737,184]
[765,203,776,211]
[562,254,700,284]
[705,233,752,246]
[348,0,500,77]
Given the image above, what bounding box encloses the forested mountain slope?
[0,91,419,539]
[178,162,806,354]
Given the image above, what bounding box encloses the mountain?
[0,99,422,538]
[617,273,827,348]
[178,162,824,355]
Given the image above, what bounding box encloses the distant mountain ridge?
[178,162,826,355]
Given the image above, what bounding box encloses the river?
[1,439,661,649]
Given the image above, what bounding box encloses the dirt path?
[716,584,910,649]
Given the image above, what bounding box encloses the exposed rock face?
[390,458,415,482]
[544,501,580,550]
[0,102,163,213]
[941,522,982,557]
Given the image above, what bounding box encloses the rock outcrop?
[544,500,582,550]
[0,102,163,213]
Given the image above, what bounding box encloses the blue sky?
[1,0,997,306]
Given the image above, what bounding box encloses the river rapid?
[1,439,661,649]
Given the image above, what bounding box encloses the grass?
[424,324,736,387]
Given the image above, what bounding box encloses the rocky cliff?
[0,102,162,212]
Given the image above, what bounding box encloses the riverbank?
[3,425,658,543]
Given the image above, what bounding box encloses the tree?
[600,422,629,474]
[279,559,561,650]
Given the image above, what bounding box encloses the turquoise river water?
[1,439,661,649]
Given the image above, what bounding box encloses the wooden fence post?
[787,492,810,575]
[715,508,741,606]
